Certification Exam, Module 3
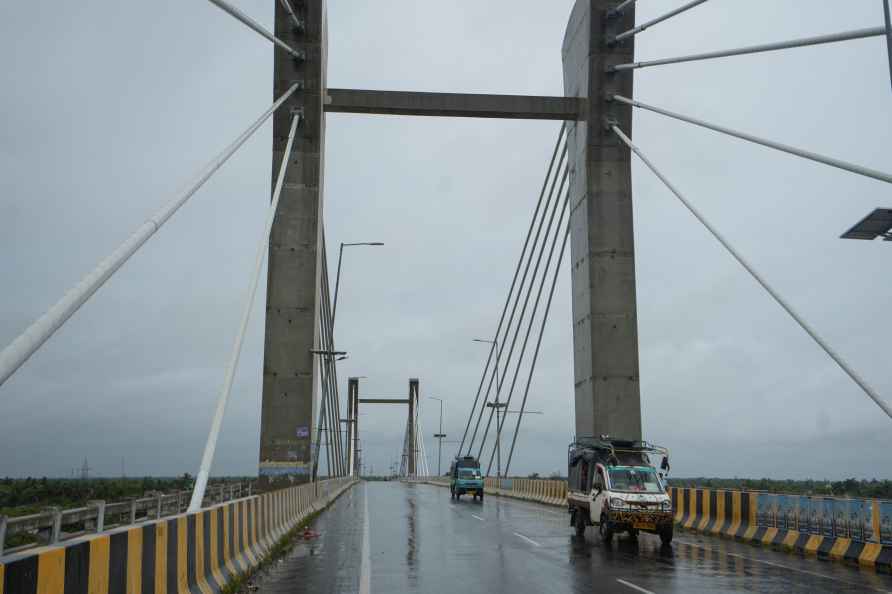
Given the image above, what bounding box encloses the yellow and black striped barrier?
[669,487,892,572]
[0,478,355,594]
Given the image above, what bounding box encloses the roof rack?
[569,436,668,468]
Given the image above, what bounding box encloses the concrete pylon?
[408,379,419,476]
[562,0,642,440]
[259,0,328,486]
[348,377,359,476]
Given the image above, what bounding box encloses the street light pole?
[485,400,508,485]
[474,338,505,483]
[332,242,384,327]
[430,396,445,476]
[472,338,501,396]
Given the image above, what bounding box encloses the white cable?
[613,95,892,185]
[278,0,304,32]
[188,113,302,512]
[416,402,431,476]
[207,0,304,60]
[611,124,892,422]
[0,84,301,390]
[612,0,710,43]
[611,26,886,71]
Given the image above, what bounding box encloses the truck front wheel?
[599,514,613,545]
[574,508,586,537]
[659,526,673,545]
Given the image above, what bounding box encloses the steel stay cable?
[477,166,570,463]
[467,147,568,455]
[608,0,636,19]
[318,308,338,476]
[313,236,332,476]
[313,378,331,480]
[475,165,568,464]
[613,95,892,185]
[319,239,345,475]
[0,83,301,390]
[504,224,571,476]
[206,0,305,61]
[458,123,566,455]
[323,233,347,476]
[610,124,892,422]
[610,26,887,72]
[278,0,305,32]
[885,0,892,91]
[612,0,710,43]
[484,185,570,475]
[464,142,562,456]
[466,141,568,454]
[316,237,336,476]
[188,112,301,512]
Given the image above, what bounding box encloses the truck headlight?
[661,500,672,511]
[609,497,626,510]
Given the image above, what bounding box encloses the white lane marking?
[678,539,891,592]
[471,514,485,522]
[513,531,542,547]
[616,578,655,594]
[360,485,371,594]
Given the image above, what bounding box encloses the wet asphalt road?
[256,482,892,594]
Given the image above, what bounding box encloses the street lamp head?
[336,355,349,361]
[343,241,385,247]
[472,338,495,344]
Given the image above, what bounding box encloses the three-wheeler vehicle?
[567,437,673,545]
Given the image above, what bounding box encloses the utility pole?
[486,401,508,483]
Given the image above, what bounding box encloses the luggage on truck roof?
[454,455,480,468]
[568,436,667,468]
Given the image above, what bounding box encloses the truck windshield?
[459,469,481,479]
[607,467,663,494]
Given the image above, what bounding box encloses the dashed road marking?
[513,532,542,547]
[471,514,485,521]
[616,578,655,594]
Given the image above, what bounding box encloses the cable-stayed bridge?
[2,1,892,593]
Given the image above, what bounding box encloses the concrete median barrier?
[0,478,356,594]
[669,487,892,572]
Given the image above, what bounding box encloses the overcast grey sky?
[1,1,890,480]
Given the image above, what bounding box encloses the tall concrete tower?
[563,0,642,440]
[258,0,328,486]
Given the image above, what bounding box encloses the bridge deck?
[251,482,892,594]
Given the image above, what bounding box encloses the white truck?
[566,437,673,545]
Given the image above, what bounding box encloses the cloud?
[0,1,889,481]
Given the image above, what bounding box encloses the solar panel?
[840,208,892,241]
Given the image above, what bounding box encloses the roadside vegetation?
[667,477,892,499]
[0,475,198,517]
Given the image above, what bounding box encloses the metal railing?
[0,481,252,557]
